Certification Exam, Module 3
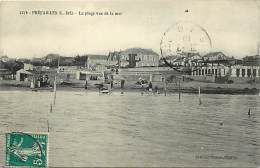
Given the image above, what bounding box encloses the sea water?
[0,90,259,167]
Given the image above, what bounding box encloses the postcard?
[0,0,259,167]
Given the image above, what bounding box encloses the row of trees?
[1,60,24,76]
[1,54,91,77]
[30,54,89,67]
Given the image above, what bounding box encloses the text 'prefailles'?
[19,10,123,16]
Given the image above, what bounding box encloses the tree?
[4,60,23,77]
[74,55,88,66]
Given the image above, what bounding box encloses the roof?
[87,55,107,60]
[0,69,11,75]
[121,48,159,56]
[203,52,234,61]
[243,55,260,60]
[16,69,32,75]
[242,55,260,66]
[0,61,5,69]
[107,51,121,61]
[62,57,75,63]
[203,52,225,58]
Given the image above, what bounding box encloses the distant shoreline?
[1,82,259,95]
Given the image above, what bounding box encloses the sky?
[0,0,260,59]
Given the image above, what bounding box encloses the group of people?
[139,77,159,94]
[38,75,50,87]
[30,75,50,88]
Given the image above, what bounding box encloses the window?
[253,69,256,77]
[202,69,204,75]
[67,74,70,80]
[212,69,214,74]
[79,73,86,80]
[247,69,251,77]
[90,75,98,80]
[236,69,240,77]
[215,69,217,75]
[208,69,211,74]
[199,69,201,75]
[242,69,245,77]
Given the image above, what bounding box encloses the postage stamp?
[5,132,48,167]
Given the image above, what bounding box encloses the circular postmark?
[160,21,212,73]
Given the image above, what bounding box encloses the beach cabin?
[0,69,12,80]
[76,70,103,81]
[0,61,12,80]
[16,69,33,81]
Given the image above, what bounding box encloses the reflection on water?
[0,90,259,167]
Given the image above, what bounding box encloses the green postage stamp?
[5,132,48,167]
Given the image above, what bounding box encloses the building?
[188,52,236,83]
[23,63,34,71]
[34,66,50,71]
[107,48,159,68]
[190,60,260,83]
[16,69,33,81]
[189,52,236,76]
[202,52,236,65]
[76,70,103,81]
[230,65,260,78]
[191,64,229,77]
[60,57,75,66]
[122,48,159,67]
[0,61,12,80]
[228,55,260,83]
[242,55,260,66]
[86,55,108,72]
[107,51,126,67]
[171,52,203,67]
[31,57,45,66]
[0,61,5,70]
[0,55,10,62]
[203,52,228,62]
[58,66,78,77]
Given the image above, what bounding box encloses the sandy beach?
[1,79,259,95]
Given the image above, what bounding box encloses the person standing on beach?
[85,79,88,90]
[148,81,153,92]
[110,81,113,89]
[121,79,125,90]
[154,86,159,94]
